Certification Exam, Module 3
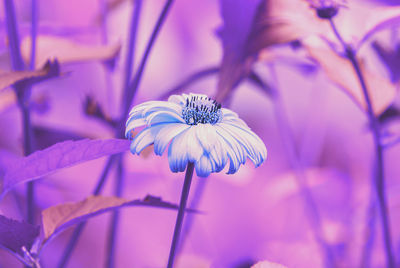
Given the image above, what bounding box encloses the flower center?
[182,95,222,125]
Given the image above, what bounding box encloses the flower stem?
[30,0,38,70]
[58,156,116,268]
[329,19,395,268]
[122,0,174,118]
[105,155,124,268]
[268,65,336,268]
[167,162,195,268]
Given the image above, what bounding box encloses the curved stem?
[122,0,174,118]
[57,156,116,268]
[105,155,124,268]
[160,66,219,100]
[329,19,395,268]
[268,65,336,268]
[167,162,195,268]
[30,0,38,70]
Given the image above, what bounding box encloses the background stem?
[329,19,395,268]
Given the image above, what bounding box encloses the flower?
[306,0,347,19]
[125,93,267,177]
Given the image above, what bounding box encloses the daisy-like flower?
[125,93,267,177]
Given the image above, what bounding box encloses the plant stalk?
[58,156,116,268]
[167,162,195,268]
[329,19,395,268]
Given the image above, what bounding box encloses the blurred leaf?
[0,60,60,91]
[0,139,130,199]
[251,260,287,268]
[358,6,400,49]
[0,90,17,113]
[216,0,326,101]
[32,126,87,150]
[20,35,121,68]
[304,40,396,115]
[42,194,199,244]
[372,41,400,82]
[0,215,39,256]
[216,0,262,102]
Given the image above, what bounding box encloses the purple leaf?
[0,139,130,199]
[216,0,261,101]
[41,195,200,244]
[0,215,40,256]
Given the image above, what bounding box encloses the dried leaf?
[0,215,39,256]
[0,90,17,113]
[251,260,287,268]
[304,40,396,115]
[0,60,60,91]
[0,139,130,199]
[20,35,121,68]
[42,195,198,243]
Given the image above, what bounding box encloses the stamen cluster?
[182,95,222,125]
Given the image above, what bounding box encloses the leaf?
[0,139,130,199]
[372,41,400,83]
[41,195,199,244]
[0,215,40,256]
[251,260,287,268]
[216,0,263,101]
[0,90,16,113]
[357,6,400,49]
[0,60,60,91]
[32,126,87,150]
[20,35,121,69]
[303,39,396,115]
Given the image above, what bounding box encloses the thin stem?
[122,0,174,118]
[30,0,38,70]
[121,0,142,111]
[159,66,219,100]
[268,65,336,268]
[3,0,24,71]
[4,0,37,226]
[58,156,116,268]
[329,19,395,268]
[167,162,195,268]
[105,155,124,268]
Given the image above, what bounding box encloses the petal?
[168,94,186,105]
[130,123,168,154]
[168,127,203,173]
[125,118,146,138]
[194,124,227,172]
[214,125,245,174]
[195,155,213,177]
[219,122,267,166]
[146,110,185,125]
[154,123,190,156]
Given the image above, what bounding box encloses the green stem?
[167,162,195,268]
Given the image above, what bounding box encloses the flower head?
[307,0,347,19]
[125,93,267,177]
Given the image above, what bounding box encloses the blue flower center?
[182,95,222,125]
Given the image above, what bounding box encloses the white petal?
[168,94,186,105]
[194,124,227,172]
[146,110,185,125]
[130,123,167,154]
[220,122,267,166]
[154,123,190,155]
[125,118,146,138]
[195,155,213,177]
[168,127,203,172]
